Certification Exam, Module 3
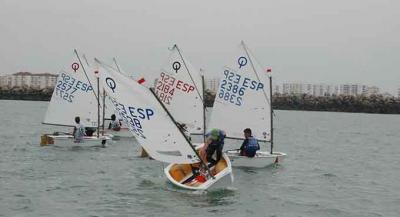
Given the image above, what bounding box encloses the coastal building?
[0,72,57,89]
[273,85,280,94]
[281,83,339,96]
[364,86,380,96]
[282,83,303,95]
[339,84,368,96]
[279,82,383,97]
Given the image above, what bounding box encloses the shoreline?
[2,89,400,115]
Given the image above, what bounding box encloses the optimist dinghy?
[101,59,135,139]
[225,150,286,168]
[209,41,286,168]
[165,152,233,190]
[41,134,109,147]
[41,50,111,146]
[97,62,233,190]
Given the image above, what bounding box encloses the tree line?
[0,87,53,101]
[204,90,400,114]
[2,87,400,114]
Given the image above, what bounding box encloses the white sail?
[97,62,201,164]
[153,45,204,134]
[43,53,99,127]
[209,41,271,141]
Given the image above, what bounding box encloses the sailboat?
[97,60,233,190]
[153,44,205,136]
[40,51,111,146]
[208,41,286,168]
[94,60,134,139]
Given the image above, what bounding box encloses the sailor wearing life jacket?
[239,128,260,157]
[204,128,226,167]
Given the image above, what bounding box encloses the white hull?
[105,128,134,138]
[164,153,233,191]
[46,135,111,147]
[226,150,286,168]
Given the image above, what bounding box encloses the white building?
[281,83,339,96]
[0,72,57,89]
[339,84,368,96]
[364,86,380,96]
[282,83,303,95]
[280,82,383,97]
[273,85,280,94]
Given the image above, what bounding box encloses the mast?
[241,41,273,145]
[150,88,214,178]
[102,89,106,136]
[201,74,206,144]
[269,76,274,154]
[97,76,100,138]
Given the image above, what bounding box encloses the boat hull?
[164,153,233,191]
[226,150,286,168]
[42,134,111,147]
[105,128,134,138]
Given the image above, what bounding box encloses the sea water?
[0,100,399,217]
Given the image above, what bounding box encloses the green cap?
[210,129,219,140]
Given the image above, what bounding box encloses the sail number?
[218,69,264,106]
[55,72,93,103]
[109,97,154,139]
[155,72,195,104]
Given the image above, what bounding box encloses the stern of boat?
[164,153,233,191]
[226,150,287,168]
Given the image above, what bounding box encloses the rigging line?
[113,57,122,74]
[174,44,204,104]
[95,58,132,81]
[241,41,271,107]
[150,87,214,179]
[42,122,74,127]
[74,49,99,100]
[82,54,90,66]
[97,59,119,72]
[246,45,277,118]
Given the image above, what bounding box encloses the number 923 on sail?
[55,72,93,103]
[218,69,264,106]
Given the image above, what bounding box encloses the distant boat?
[41,50,111,147]
[97,62,233,190]
[208,41,286,168]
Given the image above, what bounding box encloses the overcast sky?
[0,0,399,93]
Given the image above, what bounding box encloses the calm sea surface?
[0,100,399,217]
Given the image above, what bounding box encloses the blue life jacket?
[244,137,260,157]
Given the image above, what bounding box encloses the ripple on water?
[1,102,400,217]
